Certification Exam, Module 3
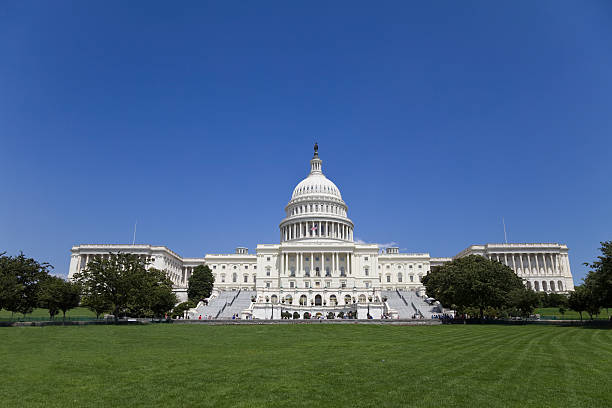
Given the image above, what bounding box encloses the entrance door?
[315,294,322,306]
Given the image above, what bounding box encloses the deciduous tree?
[422,255,525,318]
[187,265,214,302]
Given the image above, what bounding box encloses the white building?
[68,144,575,319]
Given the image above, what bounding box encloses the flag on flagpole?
[311,224,318,231]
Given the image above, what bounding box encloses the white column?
[535,254,540,275]
[332,252,336,275]
[527,254,532,275]
[511,253,516,274]
[519,254,524,274]
[504,253,508,266]
[322,252,325,276]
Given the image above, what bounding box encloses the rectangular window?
[267,257,270,261]
[364,268,369,276]
[326,281,331,288]
[245,265,248,269]
[341,281,346,288]
[410,275,414,282]
[365,281,370,288]
[386,275,391,282]
[305,281,310,288]
[364,256,368,261]
[290,281,295,288]
[266,282,270,288]
[244,275,248,283]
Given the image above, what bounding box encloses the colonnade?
[279,251,354,277]
[280,221,353,242]
[487,252,570,277]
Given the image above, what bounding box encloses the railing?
[215,302,228,318]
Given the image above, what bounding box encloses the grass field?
[0,307,97,320]
[535,307,611,320]
[0,324,610,407]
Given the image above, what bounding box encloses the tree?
[39,277,81,320]
[508,287,540,318]
[75,253,176,319]
[187,265,214,302]
[422,255,525,318]
[568,285,589,321]
[584,241,612,314]
[0,252,52,316]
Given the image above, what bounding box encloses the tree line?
[0,252,180,320]
[422,241,612,320]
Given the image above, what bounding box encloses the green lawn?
[0,307,98,320]
[0,324,610,408]
[536,307,611,320]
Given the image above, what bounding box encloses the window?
[364,268,369,276]
[266,282,271,288]
[266,257,270,261]
[233,265,237,269]
[398,273,403,282]
[232,273,237,282]
[266,267,271,276]
[410,275,414,282]
[386,265,390,269]
[409,265,413,269]
[341,281,346,288]
[213,265,217,269]
[398,265,401,269]
[326,281,330,288]
[290,281,295,288]
[305,257,309,261]
[418,265,422,268]
[222,265,225,269]
[386,275,391,283]
[364,256,369,261]
[305,281,310,288]
[221,274,226,283]
[315,257,319,261]
[245,265,248,269]
[254,266,257,270]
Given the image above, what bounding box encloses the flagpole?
[502,217,507,244]
[132,221,137,246]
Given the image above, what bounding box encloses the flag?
[311,224,318,231]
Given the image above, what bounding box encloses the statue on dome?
[314,142,319,157]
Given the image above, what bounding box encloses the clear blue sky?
[1,1,611,284]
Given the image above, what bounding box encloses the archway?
[285,295,293,305]
[329,295,337,306]
[344,295,352,305]
[358,294,366,303]
[315,294,322,306]
[271,295,278,304]
[299,295,307,306]
[534,281,540,291]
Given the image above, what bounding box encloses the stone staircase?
[383,290,441,319]
[218,290,255,319]
[190,291,238,319]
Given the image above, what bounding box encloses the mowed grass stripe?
[0,325,610,408]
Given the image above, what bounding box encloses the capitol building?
[67,145,575,319]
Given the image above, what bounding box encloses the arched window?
[550,281,555,292]
[300,295,307,306]
[557,280,563,291]
[314,295,322,306]
[221,274,226,283]
[386,274,391,283]
[398,273,403,282]
[344,294,352,305]
[243,274,248,283]
[271,295,278,304]
[534,281,540,291]
[285,295,293,305]
[364,267,369,276]
[232,273,237,282]
[329,295,337,306]
[526,281,532,290]
[358,294,367,303]
[542,281,548,292]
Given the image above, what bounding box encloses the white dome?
[291,174,342,200]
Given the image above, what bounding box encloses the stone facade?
[67,145,575,317]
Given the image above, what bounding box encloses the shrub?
[293,312,300,319]
[327,312,335,319]
[303,312,311,319]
